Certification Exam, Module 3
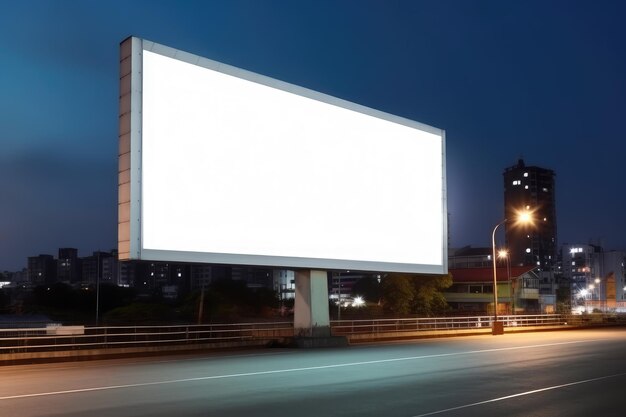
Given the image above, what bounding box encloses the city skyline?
[2,0,626,271]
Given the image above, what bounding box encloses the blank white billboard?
[118,37,447,274]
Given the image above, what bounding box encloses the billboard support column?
[294,270,330,337]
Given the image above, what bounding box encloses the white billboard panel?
[118,37,447,274]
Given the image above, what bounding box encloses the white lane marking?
[0,339,599,400]
[412,371,626,416]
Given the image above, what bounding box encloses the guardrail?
[0,321,293,354]
[331,314,567,336]
[1,314,623,356]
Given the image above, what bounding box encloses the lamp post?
[491,210,532,335]
[491,220,507,335]
[594,277,602,313]
[498,249,512,314]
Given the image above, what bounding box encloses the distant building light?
[524,185,529,189]
[524,172,529,177]
[526,248,531,253]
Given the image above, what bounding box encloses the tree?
[410,273,453,316]
[380,273,453,317]
[381,274,415,315]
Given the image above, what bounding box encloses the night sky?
[1,0,625,271]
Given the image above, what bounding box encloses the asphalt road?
[2,328,626,417]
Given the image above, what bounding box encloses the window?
[469,285,482,294]
[523,172,529,177]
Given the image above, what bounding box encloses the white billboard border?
[121,36,448,274]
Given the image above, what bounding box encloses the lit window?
[543,217,547,221]
[537,261,541,265]
[572,261,576,266]
[526,248,531,253]
[524,185,529,189]
[543,187,548,192]
[524,172,529,177]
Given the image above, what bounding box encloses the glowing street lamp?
[352,296,365,307]
[491,209,533,335]
[498,249,513,314]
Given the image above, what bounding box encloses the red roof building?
[445,266,541,314]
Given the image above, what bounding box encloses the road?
[1,328,626,417]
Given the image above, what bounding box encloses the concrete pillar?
[294,270,330,337]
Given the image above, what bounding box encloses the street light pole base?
[492,321,504,335]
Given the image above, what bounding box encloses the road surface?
[2,328,625,416]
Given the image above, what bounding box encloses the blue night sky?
[1,0,625,271]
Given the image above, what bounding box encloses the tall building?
[27,254,56,286]
[562,243,626,312]
[57,248,79,283]
[503,159,557,269]
[81,251,112,285]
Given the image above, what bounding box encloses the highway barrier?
[1,314,624,363]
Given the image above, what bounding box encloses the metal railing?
[0,321,293,354]
[331,314,567,335]
[2,314,622,356]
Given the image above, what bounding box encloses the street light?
[588,283,595,313]
[491,210,533,335]
[594,277,601,312]
[498,249,512,314]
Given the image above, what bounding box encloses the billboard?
[119,37,447,274]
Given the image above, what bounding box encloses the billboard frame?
[118,36,448,274]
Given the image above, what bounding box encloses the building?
[448,246,492,268]
[273,269,295,301]
[80,251,112,286]
[445,266,550,314]
[57,248,79,284]
[101,250,119,286]
[190,264,213,291]
[27,254,56,286]
[503,159,557,269]
[329,271,377,304]
[562,243,626,313]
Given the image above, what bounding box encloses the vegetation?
[3,279,280,325]
[352,273,453,317]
